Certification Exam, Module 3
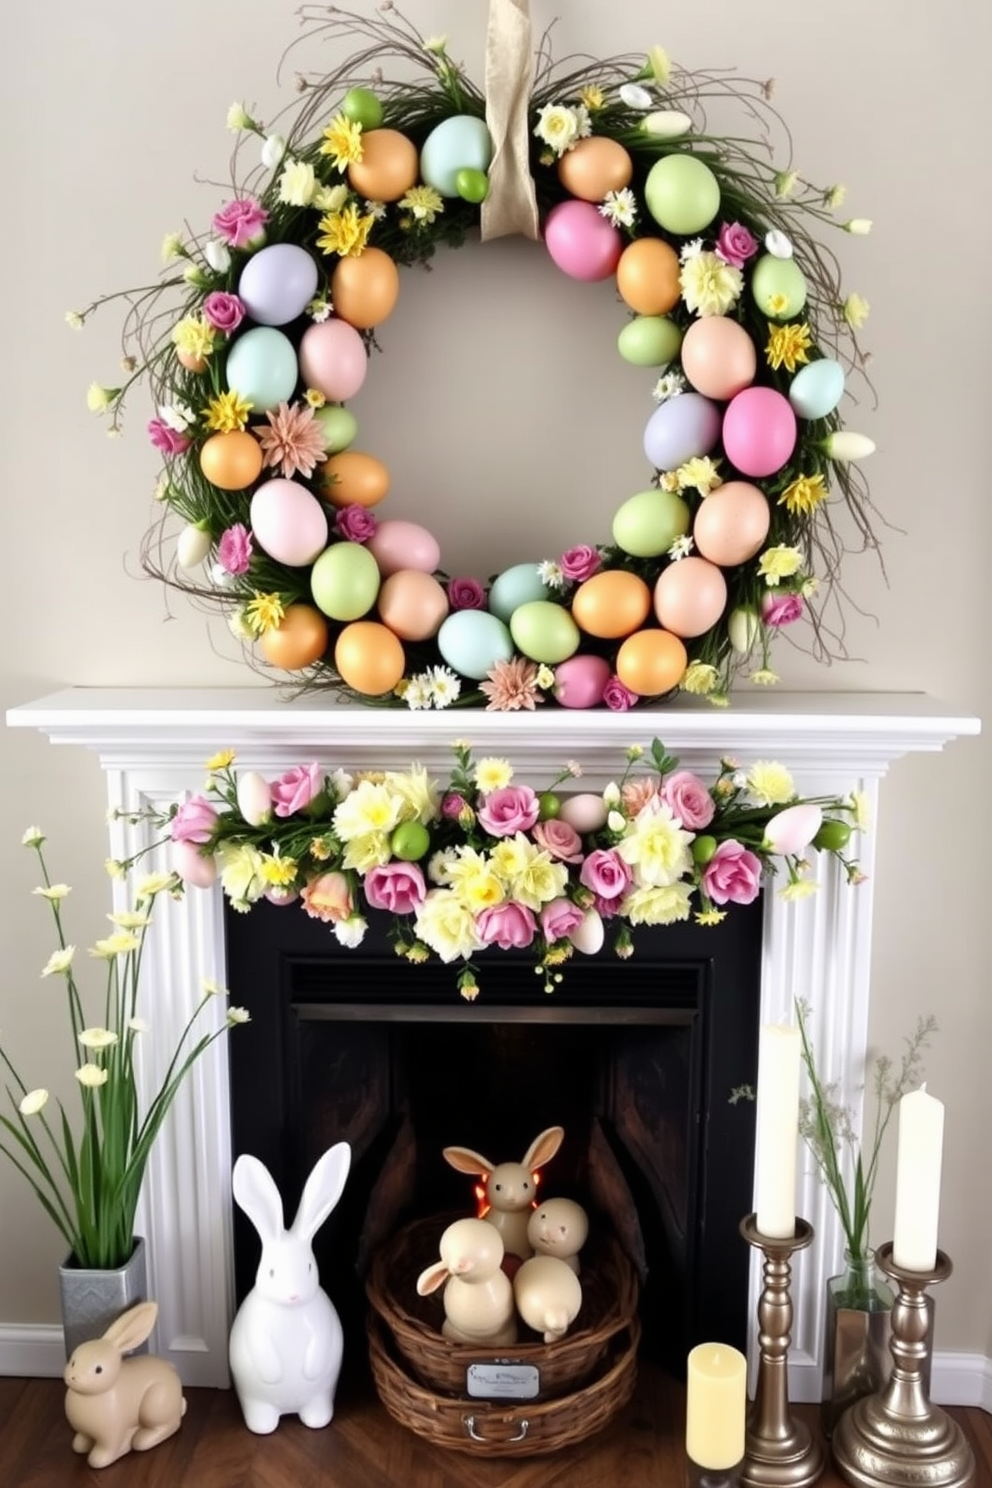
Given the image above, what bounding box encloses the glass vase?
[821,1249,893,1437]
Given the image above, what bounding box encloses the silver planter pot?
[58,1236,149,1360]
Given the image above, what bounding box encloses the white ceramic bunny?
[513,1255,583,1343]
[442,1126,565,1260]
[229,1142,351,1434]
[416,1217,518,1347]
[64,1301,186,1469]
[526,1197,589,1275]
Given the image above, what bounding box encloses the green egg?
[612,489,691,558]
[310,542,381,621]
[644,154,720,235]
[750,254,807,320]
[617,316,683,368]
[456,167,490,203]
[313,405,358,453]
[510,601,581,665]
[340,87,383,130]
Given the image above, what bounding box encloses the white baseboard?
[931,1351,992,1411]
[0,1324,65,1378]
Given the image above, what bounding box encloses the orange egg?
[176,348,208,374]
[199,430,264,491]
[259,604,329,671]
[335,620,406,695]
[557,137,633,202]
[316,451,390,509]
[570,570,652,639]
[331,247,400,329]
[347,129,419,202]
[693,482,771,566]
[616,238,681,316]
[653,556,728,637]
[377,570,449,641]
[615,629,688,696]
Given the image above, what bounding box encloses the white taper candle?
[892,1084,944,1272]
[754,1022,801,1239]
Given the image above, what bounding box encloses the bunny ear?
[416,1261,450,1297]
[102,1301,158,1353]
[523,1125,565,1172]
[290,1142,351,1243]
[442,1145,494,1177]
[232,1153,286,1242]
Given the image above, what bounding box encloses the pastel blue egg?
[225,327,298,412]
[488,563,553,623]
[420,115,494,198]
[788,358,845,421]
[510,602,581,665]
[238,244,319,327]
[437,610,515,681]
[643,392,721,471]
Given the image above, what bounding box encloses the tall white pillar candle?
[892,1085,944,1272]
[754,1022,801,1239]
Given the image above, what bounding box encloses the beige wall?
[2,0,989,1361]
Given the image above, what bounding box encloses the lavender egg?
[643,392,721,472]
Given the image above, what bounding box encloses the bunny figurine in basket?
[63,1300,186,1469]
[229,1142,351,1434]
[527,1196,589,1276]
[442,1125,565,1261]
[416,1217,518,1347]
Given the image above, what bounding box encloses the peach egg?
[614,629,688,696]
[335,620,406,695]
[316,451,390,509]
[347,129,419,201]
[331,247,400,330]
[616,238,681,316]
[557,136,633,202]
[570,570,652,640]
[653,557,728,638]
[199,430,264,491]
[377,570,449,641]
[258,604,330,671]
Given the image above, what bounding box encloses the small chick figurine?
[526,1197,589,1276]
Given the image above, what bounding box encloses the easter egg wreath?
[79,1,880,710]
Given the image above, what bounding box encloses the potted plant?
[795,998,937,1433]
[0,826,248,1356]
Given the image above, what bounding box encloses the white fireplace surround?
[5,687,981,1402]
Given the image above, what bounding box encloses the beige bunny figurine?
[416,1217,518,1347]
[526,1196,589,1275]
[63,1301,186,1469]
[443,1125,565,1260]
[513,1255,583,1344]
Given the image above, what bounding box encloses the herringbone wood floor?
[1,1363,989,1488]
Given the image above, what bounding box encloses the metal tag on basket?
[466,1362,541,1399]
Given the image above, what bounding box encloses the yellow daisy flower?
[766,321,812,372]
[779,473,827,515]
[319,113,364,170]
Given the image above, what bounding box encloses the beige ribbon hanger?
[481,0,540,241]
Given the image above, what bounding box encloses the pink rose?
[300,871,352,923]
[211,198,269,249]
[532,818,584,863]
[603,676,639,711]
[170,795,219,845]
[202,292,246,333]
[761,592,805,627]
[147,418,190,456]
[218,523,253,576]
[271,762,323,817]
[476,786,540,837]
[580,849,632,902]
[661,770,716,830]
[476,901,537,949]
[540,897,586,942]
[715,221,759,269]
[442,792,468,819]
[364,862,427,915]
[559,545,602,583]
[701,840,763,905]
[448,576,486,611]
[334,504,378,543]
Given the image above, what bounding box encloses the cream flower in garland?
[679,252,744,316]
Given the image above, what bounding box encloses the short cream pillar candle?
[685,1342,747,1471]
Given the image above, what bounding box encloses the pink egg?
[722,388,797,478]
[544,200,623,281]
[680,317,757,401]
[172,839,217,889]
[377,569,449,640]
[367,519,442,577]
[554,654,612,709]
[559,793,609,833]
[692,481,771,567]
[250,479,329,566]
[653,557,728,637]
[298,319,369,401]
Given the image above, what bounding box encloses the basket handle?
[463,1414,530,1444]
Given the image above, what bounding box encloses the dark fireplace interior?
[225,898,762,1381]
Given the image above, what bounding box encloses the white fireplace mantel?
[7,687,981,1399]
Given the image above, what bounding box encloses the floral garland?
[77,4,879,710]
[124,739,867,1000]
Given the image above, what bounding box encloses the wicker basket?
[368,1308,641,1457]
[366,1213,639,1400]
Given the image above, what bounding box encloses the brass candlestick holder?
[831,1243,975,1488]
[739,1215,824,1488]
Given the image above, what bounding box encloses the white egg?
[559,793,609,834]
[569,909,605,956]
